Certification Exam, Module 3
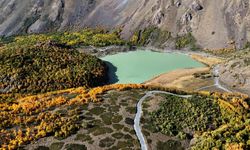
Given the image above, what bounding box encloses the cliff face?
[1,0,250,49]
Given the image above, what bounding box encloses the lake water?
[101,50,205,84]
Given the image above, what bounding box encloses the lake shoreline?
[81,45,240,94]
[101,49,205,84]
[78,45,221,60]
[78,45,224,66]
[144,51,224,92]
[144,67,212,91]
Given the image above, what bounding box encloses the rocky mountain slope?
[219,49,250,95]
[0,0,250,49]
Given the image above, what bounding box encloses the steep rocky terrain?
[219,49,250,95]
[1,0,250,49]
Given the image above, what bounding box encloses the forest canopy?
[0,42,108,94]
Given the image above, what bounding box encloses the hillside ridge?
[1,0,250,49]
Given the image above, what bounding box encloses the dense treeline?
[191,93,250,150]
[0,42,108,94]
[4,28,125,49]
[0,28,128,94]
[148,91,250,150]
[150,95,222,136]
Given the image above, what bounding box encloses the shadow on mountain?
[104,61,119,84]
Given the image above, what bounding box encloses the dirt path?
[213,65,232,92]
[134,91,192,150]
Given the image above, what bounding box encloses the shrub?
[131,27,171,46]
[244,41,250,49]
[175,33,198,50]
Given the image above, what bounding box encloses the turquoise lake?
[101,50,205,84]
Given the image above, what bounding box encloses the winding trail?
[134,91,192,150]
[196,65,232,92]
[134,65,232,150]
[213,65,232,92]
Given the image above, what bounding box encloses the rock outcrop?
[219,50,250,95]
[1,0,250,49]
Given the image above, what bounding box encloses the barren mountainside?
[1,1,250,150]
[1,0,250,49]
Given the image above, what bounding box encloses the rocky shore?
[77,45,136,57]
